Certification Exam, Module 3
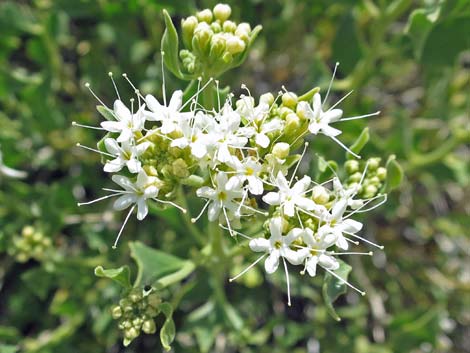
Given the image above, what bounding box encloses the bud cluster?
[344,158,387,199]
[9,225,51,263]
[180,4,257,77]
[111,288,161,345]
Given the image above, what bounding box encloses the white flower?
[236,95,269,122]
[145,90,191,134]
[170,112,209,159]
[262,172,317,217]
[0,147,26,179]
[100,100,146,143]
[297,93,342,137]
[249,217,305,274]
[111,169,160,221]
[240,118,283,148]
[103,138,150,173]
[226,157,264,195]
[196,172,243,222]
[325,199,363,250]
[300,227,339,277]
[212,102,248,163]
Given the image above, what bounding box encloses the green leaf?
[129,241,188,287]
[158,302,175,351]
[94,265,132,289]
[405,7,440,59]
[161,10,193,80]
[347,127,369,159]
[96,105,115,121]
[385,155,404,192]
[421,15,470,70]
[322,259,352,321]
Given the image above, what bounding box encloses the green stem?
[407,135,462,172]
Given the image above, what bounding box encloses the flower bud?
[223,20,237,33]
[172,158,190,179]
[369,176,380,186]
[272,142,290,160]
[213,4,231,22]
[235,23,251,42]
[285,113,300,134]
[22,226,35,238]
[182,16,198,49]
[142,319,157,334]
[345,160,359,174]
[132,317,143,328]
[311,185,329,204]
[196,9,213,23]
[193,22,213,53]
[225,35,245,55]
[260,92,274,106]
[210,21,222,33]
[348,172,362,183]
[282,92,298,109]
[124,327,139,341]
[129,289,143,303]
[147,293,161,308]
[279,106,293,119]
[364,185,378,198]
[376,167,387,181]
[367,157,380,171]
[111,305,122,319]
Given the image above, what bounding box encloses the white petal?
[262,192,281,205]
[100,121,122,132]
[341,219,363,232]
[191,142,207,158]
[145,94,162,113]
[104,138,121,155]
[319,254,339,270]
[284,228,303,244]
[255,133,270,148]
[306,257,318,277]
[331,199,347,220]
[249,238,270,252]
[208,202,221,221]
[292,176,311,193]
[113,100,132,121]
[323,109,343,122]
[295,197,316,211]
[112,174,135,191]
[169,90,183,111]
[283,248,305,265]
[321,124,342,137]
[226,176,243,191]
[104,158,124,173]
[283,200,295,217]
[196,187,217,199]
[336,235,349,250]
[136,199,148,220]
[264,250,280,274]
[268,217,283,240]
[308,122,321,135]
[117,129,133,143]
[248,177,263,195]
[126,159,141,173]
[113,194,135,210]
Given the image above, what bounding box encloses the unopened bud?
[124,327,139,340]
[196,9,213,23]
[22,226,34,238]
[210,21,222,33]
[285,113,300,133]
[225,36,245,54]
[129,289,143,303]
[282,92,298,109]
[111,305,122,319]
[367,157,380,171]
[369,176,380,186]
[260,92,274,106]
[182,16,198,37]
[223,20,237,33]
[193,22,213,52]
[311,185,329,204]
[235,23,251,42]
[213,4,231,22]
[345,160,360,174]
[376,167,387,181]
[364,185,378,197]
[142,319,157,334]
[172,158,190,178]
[272,142,290,160]
[349,172,362,183]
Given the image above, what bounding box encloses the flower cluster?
[111,288,161,346]
[76,65,386,304]
[178,4,261,78]
[9,225,52,263]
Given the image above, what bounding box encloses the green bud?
[365,185,378,198]
[147,293,162,308]
[279,106,293,119]
[376,167,387,181]
[282,92,298,109]
[209,33,226,59]
[369,176,380,186]
[222,51,233,63]
[210,21,222,33]
[22,226,35,238]
[272,142,290,160]
[311,185,329,204]
[132,317,143,329]
[142,319,157,334]
[285,113,300,134]
[193,22,213,53]
[213,4,231,22]
[171,158,190,178]
[32,232,43,242]
[367,157,380,171]
[111,305,122,319]
[345,160,359,174]
[124,327,139,341]
[182,16,198,49]
[129,289,143,303]
[235,22,251,42]
[260,92,274,106]
[222,20,237,33]
[225,35,245,55]
[196,9,213,23]
[349,172,362,183]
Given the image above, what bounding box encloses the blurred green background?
[0,0,469,352]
